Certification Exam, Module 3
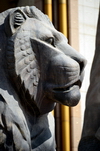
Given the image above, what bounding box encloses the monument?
[0,6,86,150]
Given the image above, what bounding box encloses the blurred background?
[0,0,99,151]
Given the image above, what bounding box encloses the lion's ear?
[4,9,28,36]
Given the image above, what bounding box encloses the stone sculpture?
[78,10,100,151]
[0,6,86,151]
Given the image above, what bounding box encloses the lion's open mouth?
[46,79,82,107]
[53,80,81,93]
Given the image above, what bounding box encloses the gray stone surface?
[78,9,100,151]
[0,6,86,151]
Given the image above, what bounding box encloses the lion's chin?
[52,85,80,106]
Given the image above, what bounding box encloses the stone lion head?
[0,6,86,115]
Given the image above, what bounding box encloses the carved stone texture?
[0,6,86,151]
[78,10,100,151]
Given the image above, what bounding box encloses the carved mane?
[0,6,55,116]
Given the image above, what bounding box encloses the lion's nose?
[62,43,87,75]
[72,55,87,75]
[79,59,87,75]
[64,44,87,75]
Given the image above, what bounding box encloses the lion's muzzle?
[31,37,86,110]
[45,53,82,106]
[47,54,80,86]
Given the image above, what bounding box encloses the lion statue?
[0,6,86,151]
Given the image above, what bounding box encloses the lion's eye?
[46,37,55,46]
